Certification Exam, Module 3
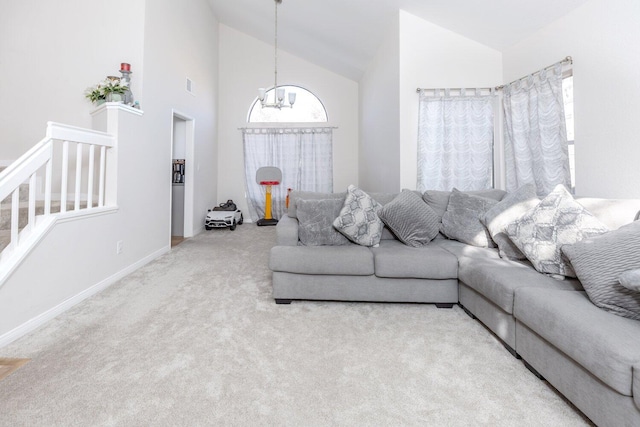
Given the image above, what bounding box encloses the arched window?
[248,86,328,123]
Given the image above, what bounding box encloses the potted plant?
[85,76,129,104]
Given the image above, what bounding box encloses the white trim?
[0,244,170,348]
[0,207,119,285]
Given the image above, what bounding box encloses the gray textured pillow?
[378,189,440,247]
[333,185,384,247]
[506,185,609,278]
[562,221,640,320]
[619,269,640,292]
[441,189,498,248]
[297,199,350,246]
[482,184,539,260]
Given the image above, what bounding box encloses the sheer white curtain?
[503,63,571,196]
[242,128,333,221]
[417,89,496,191]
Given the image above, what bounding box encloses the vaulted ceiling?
[208,0,591,80]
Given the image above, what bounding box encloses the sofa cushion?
[620,269,640,292]
[505,184,609,278]
[458,256,582,314]
[269,245,374,276]
[422,188,507,222]
[288,191,345,219]
[483,184,539,260]
[562,220,640,320]
[514,287,640,396]
[576,198,640,230]
[432,239,501,260]
[296,198,350,246]
[333,185,384,247]
[441,189,498,248]
[371,240,458,280]
[378,190,440,247]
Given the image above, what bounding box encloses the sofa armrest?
[276,215,299,246]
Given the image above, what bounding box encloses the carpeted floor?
[0,225,592,426]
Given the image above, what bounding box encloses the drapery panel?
[503,63,571,196]
[417,90,495,192]
[242,127,333,221]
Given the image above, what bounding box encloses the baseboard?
[0,244,170,348]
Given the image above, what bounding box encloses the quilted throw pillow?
[333,185,384,247]
[378,189,440,247]
[482,184,540,260]
[506,184,609,278]
[441,189,498,248]
[562,221,640,320]
[297,198,350,246]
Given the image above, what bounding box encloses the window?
[248,86,328,123]
[243,86,333,221]
[562,75,575,191]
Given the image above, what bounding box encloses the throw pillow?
[441,189,498,248]
[297,199,350,246]
[562,221,640,320]
[506,184,609,278]
[423,189,506,222]
[619,269,640,292]
[378,189,440,247]
[333,185,384,247]
[482,184,540,260]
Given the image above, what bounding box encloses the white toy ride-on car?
[205,200,243,230]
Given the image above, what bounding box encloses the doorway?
[171,111,195,244]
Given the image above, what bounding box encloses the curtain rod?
[416,56,572,93]
[495,56,572,90]
[238,126,338,130]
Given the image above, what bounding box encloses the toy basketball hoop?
[256,166,282,226]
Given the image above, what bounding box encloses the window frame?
[247,85,329,123]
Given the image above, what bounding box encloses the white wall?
[0,0,145,161]
[142,0,219,237]
[398,11,503,190]
[502,0,640,198]
[358,15,401,193]
[358,11,502,193]
[0,0,220,343]
[217,25,359,216]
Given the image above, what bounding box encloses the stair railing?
[0,121,115,269]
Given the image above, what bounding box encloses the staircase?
[0,122,116,284]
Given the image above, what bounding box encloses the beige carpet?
[0,358,30,382]
[0,225,592,426]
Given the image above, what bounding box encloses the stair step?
[0,200,94,230]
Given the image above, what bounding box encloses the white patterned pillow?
[505,185,609,277]
[562,221,640,320]
[482,184,539,260]
[333,185,384,247]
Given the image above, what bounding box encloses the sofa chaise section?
[514,287,640,427]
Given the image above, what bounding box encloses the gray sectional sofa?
[269,188,640,427]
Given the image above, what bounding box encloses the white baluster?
[44,154,52,216]
[75,142,82,210]
[28,172,36,231]
[98,145,106,207]
[61,140,69,213]
[11,188,19,247]
[87,144,95,209]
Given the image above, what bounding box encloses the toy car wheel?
[238,214,243,225]
[230,220,236,231]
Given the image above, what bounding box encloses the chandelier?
[258,0,296,109]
